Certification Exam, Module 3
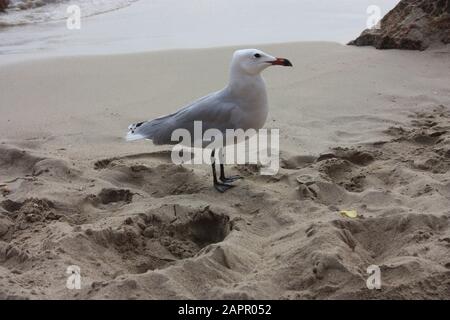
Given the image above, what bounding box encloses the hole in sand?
[97,189,133,205]
[78,205,231,274]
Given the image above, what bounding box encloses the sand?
[0,42,449,299]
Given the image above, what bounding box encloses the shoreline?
[0,0,139,27]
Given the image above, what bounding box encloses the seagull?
[126,49,293,192]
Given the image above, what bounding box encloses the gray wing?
[127,91,240,145]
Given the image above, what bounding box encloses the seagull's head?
[231,49,293,76]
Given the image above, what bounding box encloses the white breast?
[229,74,269,131]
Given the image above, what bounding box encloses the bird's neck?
[228,70,266,98]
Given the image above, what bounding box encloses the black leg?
[219,149,243,183]
[211,149,234,193]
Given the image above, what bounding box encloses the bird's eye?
[254,53,261,58]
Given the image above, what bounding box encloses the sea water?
[0,0,399,62]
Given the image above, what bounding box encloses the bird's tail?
[126,121,146,141]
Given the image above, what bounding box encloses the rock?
[349,0,450,50]
[0,0,10,12]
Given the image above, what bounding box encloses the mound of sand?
[1,104,449,300]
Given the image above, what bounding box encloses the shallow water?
[0,0,399,63]
[1,0,138,26]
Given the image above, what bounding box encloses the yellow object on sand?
[340,210,358,218]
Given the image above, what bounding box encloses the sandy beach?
[1,41,449,299]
